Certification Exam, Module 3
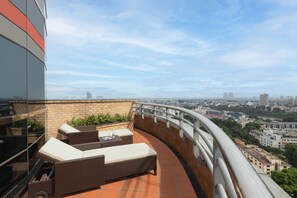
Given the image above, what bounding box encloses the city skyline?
[46,0,297,99]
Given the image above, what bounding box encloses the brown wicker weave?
[55,156,105,196]
[59,127,133,146]
[34,142,157,196]
[36,154,105,196]
[72,141,103,151]
[105,155,157,181]
[58,126,99,145]
[119,135,133,145]
[28,177,54,197]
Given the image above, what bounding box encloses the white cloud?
[47,70,120,78]
[45,0,297,98]
[219,47,292,67]
[47,3,213,56]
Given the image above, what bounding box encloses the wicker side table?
[99,135,123,148]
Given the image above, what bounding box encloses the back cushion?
[39,137,83,161]
[59,123,80,134]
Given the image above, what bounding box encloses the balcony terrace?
[14,100,287,197]
[48,129,197,198]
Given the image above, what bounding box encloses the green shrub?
[12,119,44,133]
[28,119,44,132]
[67,114,129,127]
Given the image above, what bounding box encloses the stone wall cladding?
[134,115,213,198]
[25,100,134,139]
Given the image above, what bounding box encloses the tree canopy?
[210,105,297,121]
[271,168,297,198]
[285,144,297,167]
[211,118,260,144]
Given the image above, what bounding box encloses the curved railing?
[134,103,273,198]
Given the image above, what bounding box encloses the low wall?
[46,100,134,139]
[12,100,135,139]
[97,122,133,131]
[134,115,213,198]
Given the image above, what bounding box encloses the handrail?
[134,102,273,198]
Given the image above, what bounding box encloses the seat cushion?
[59,123,80,134]
[83,143,156,164]
[99,129,133,138]
[39,137,83,161]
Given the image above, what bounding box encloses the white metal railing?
[134,103,273,198]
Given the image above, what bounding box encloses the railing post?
[179,111,184,138]
[213,141,226,198]
[140,104,144,119]
[193,121,200,158]
[166,108,170,128]
[154,106,157,123]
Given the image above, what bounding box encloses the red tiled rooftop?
[30,129,197,198]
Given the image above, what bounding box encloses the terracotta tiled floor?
[27,129,197,198]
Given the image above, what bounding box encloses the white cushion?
[99,129,133,138]
[59,123,80,134]
[83,143,156,164]
[39,137,83,161]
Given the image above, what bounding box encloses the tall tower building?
[288,98,294,107]
[0,0,47,196]
[223,92,228,99]
[259,94,269,106]
[87,91,92,99]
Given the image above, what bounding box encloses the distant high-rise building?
[87,91,92,99]
[259,94,269,106]
[223,92,234,99]
[223,92,228,99]
[280,96,284,101]
[288,98,294,107]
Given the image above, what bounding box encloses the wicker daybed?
[32,137,157,196]
[58,123,133,145]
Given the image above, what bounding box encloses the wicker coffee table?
[99,135,123,148]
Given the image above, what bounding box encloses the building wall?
[0,0,47,197]
[239,147,290,174]
[259,93,269,106]
[266,122,297,130]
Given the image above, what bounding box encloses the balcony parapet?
[134,103,273,198]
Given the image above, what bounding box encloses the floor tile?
[181,193,197,198]
[139,191,159,198]
[178,182,195,193]
[102,180,125,190]
[159,192,180,198]
[141,180,160,193]
[122,178,143,191]
[99,189,120,198]
[80,188,101,198]
[119,190,140,198]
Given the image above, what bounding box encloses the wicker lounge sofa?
[35,137,157,196]
[98,128,133,145]
[58,123,98,145]
[58,123,133,145]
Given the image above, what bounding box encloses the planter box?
[8,127,27,136]
[73,122,133,132]
[96,121,133,131]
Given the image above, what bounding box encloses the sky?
[46,0,297,99]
